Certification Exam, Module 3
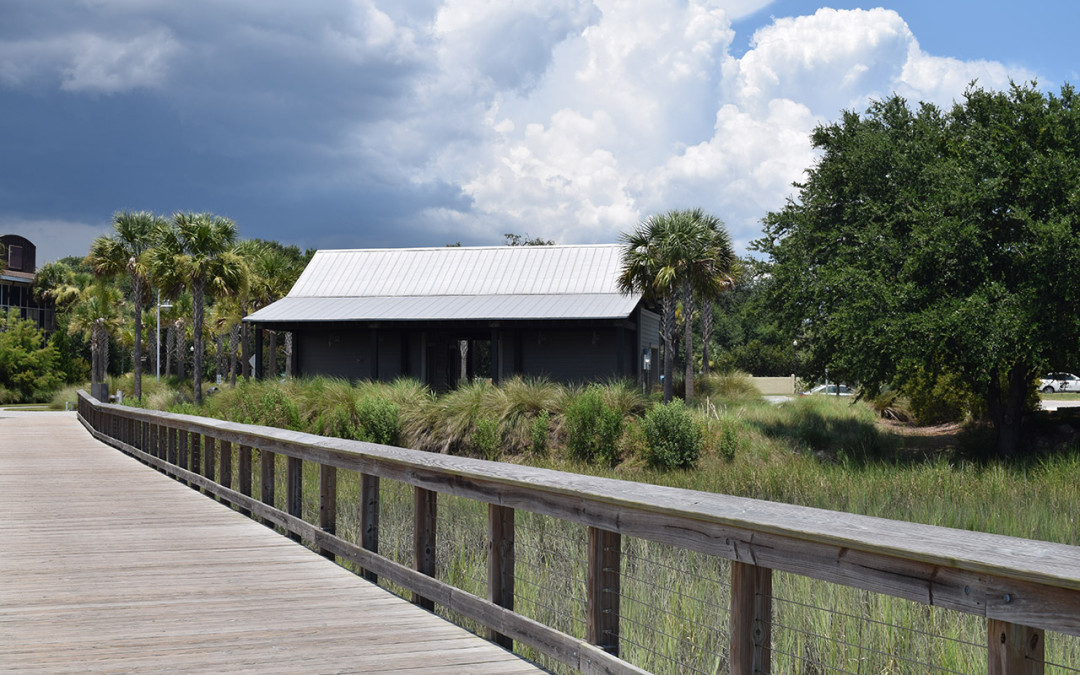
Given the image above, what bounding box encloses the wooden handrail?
[77,391,1077,674]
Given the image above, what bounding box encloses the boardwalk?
[0,412,542,674]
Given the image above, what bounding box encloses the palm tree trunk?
[166,324,174,378]
[241,302,251,379]
[132,280,144,401]
[90,320,102,386]
[682,282,695,404]
[175,322,186,380]
[268,329,278,378]
[216,332,225,384]
[660,290,676,403]
[229,324,239,387]
[701,298,713,376]
[193,281,205,404]
[98,320,110,385]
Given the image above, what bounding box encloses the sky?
[1,1,1076,266]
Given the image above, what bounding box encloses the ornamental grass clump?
[642,399,703,470]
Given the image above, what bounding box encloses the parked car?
[800,384,855,397]
[1039,372,1080,394]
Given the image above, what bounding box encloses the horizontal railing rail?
[77,391,1080,674]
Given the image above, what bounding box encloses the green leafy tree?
[0,309,62,401]
[148,213,249,404]
[753,83,1080,456]
[88,211,164,401]
[503,233,555,246]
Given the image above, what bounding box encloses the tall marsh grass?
[121,373,1080,674]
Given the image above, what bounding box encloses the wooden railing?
[77,391,1080,674]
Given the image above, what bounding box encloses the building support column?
[490,326,501,385]
[254,327,264,380]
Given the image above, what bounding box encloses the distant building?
[244,244,660,390]
[0,235,55,332]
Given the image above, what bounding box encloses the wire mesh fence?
[618,537,731,674]
[767,572,985,674]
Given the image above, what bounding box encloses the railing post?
[167,426,178,465]
[260,449,275,527]
[203,435,215,485]
[318,464,337,560]
[286,456,302,542]
[361,474,380,583]
[219,440,232,492]
[988,619,1044,675]
[189,432,201,489]
[178,430,189,478]
[488,504,515,649]
[413,487,437,611]
[239,445,253,517]
[587,527,620,656]
[730,561,773,675]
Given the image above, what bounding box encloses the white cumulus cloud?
[414,3,1039,250]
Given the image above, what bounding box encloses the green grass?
[112,374,1080,674]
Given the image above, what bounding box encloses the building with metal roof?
[244,244,660,390]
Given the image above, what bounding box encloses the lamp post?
[156,291,172,381]
[792,339,798,392]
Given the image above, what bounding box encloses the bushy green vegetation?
[563,384,625,466]
[95,372,1080,548]
[0,309,63,403]
[641,399,701,469]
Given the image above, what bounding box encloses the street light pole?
[156,291,172,381]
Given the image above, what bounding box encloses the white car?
[800,384,855,397]
[1039,373,1080,394]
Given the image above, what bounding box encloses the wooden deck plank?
[0,413,544,674]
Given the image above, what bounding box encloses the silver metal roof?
[245,244,640,324]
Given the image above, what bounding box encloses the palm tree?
[88,211,163,401]
[247,242,307,377]
[677,209,737,403]
[619,209,736,403]
[148,213,249,404]
[619,211,691,402]
[67,281,124,397]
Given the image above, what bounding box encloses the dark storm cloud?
[0,0,476,252]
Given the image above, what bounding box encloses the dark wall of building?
[504,326,627,384]
[281,311,660,390]
[296,329,375,380]
[637,308,661,388]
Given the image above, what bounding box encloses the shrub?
[903,369,973,426]
[0,309,62,402]
[530,410,550,456]
[703,417,738,462]
[563,385,623,466]
[355,396,401,445]
[617,417,648,463]
[471,415,501,460]
[642,399,703,470]
[256,386,302,430]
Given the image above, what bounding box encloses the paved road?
[1040,399,1080,411]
